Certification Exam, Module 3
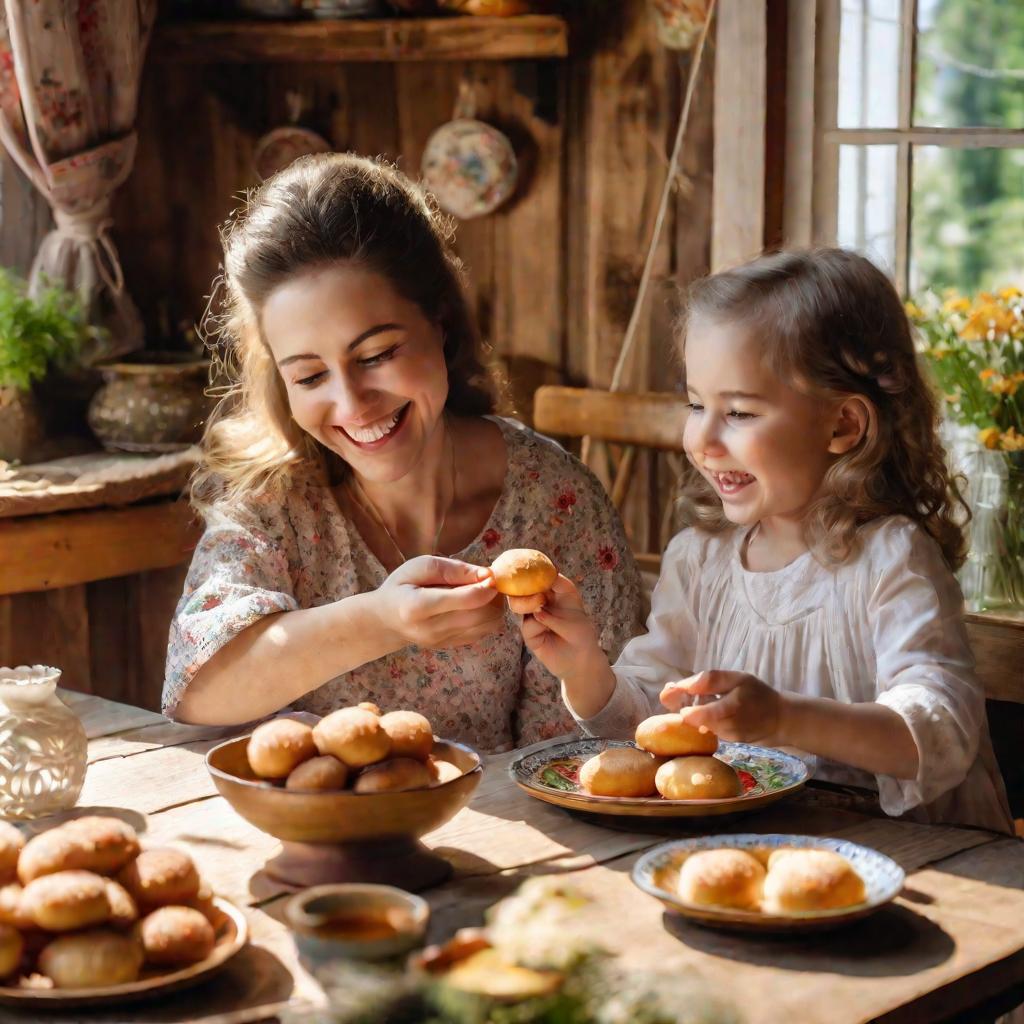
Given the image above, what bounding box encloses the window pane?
[838,0,902,129]
[910,145,1024,292]
[915,0,1024,129]
[837,144,898,272]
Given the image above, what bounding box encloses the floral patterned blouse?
[163,417,643,753]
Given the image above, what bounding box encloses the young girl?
[519,247,1012,833]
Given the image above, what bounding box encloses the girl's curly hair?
[192,152,500,517]
[677,247,968,570]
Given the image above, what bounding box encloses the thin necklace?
[347,424,457,565]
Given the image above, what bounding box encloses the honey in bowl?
[312,905,416,942]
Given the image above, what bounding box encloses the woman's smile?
[335,402,411,449]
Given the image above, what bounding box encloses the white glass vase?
[0,666,87,819]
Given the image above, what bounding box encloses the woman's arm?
[169,552,502,726]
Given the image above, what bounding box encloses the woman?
[163,153,642,752]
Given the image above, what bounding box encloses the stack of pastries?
[246,704,463,793]
[0,816,221,989]
[675,846,867,914]
[578,713,742,800]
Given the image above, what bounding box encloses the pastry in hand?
[654,756,741,800]
[635,713,718,757]
[490,549,557,597]
[578,747,661,798]
[761,849,866,912]
[677,849,765,910]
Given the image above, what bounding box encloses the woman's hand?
[374,556,504,650]
[661,670,787,745]
[517,575,606,683]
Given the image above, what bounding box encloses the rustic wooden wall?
[1,0,713,712]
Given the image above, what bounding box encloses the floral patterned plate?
[509,738,808,818]
[632,834,905,932]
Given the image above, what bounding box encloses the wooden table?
[8,691,1024,1024]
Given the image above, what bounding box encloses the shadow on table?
[14,945,295,1023]
[661,902,954,976]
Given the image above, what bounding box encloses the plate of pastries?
[0,815,246,1007]
[510,713,808,818]
[632,833,905,932]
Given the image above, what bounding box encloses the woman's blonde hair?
[192,153,499,516]
[678,247,968,570]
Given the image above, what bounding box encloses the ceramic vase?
[0,666,87,819]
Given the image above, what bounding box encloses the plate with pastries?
[510,713,808,818]
[0,815,247,1008]
[632,833,905,932]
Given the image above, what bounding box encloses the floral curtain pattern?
[0,0,156,362]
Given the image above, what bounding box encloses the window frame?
[782,0,1024,292]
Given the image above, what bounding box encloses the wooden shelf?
[153,14,568,63]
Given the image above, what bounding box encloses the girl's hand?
[517,575,604,682]
[661,670,787,745]
[375,556,504,649]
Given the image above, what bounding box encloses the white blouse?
[571,516,1012,834]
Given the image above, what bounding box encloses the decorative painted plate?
[632,833,905,932]
[509,738,808,818]
[0,897,247,1008]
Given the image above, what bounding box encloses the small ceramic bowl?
[286,884,430,968]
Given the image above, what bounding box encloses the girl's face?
[261,263,449,484]
[683,316,841,531]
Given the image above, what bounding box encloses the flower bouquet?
[908,287,1024,609]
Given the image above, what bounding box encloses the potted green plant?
[0,270,91,464]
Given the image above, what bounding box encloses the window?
[787,0,1024,295]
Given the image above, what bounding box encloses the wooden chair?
[533,384,1024,821]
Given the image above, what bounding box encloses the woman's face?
[261,263,449,484]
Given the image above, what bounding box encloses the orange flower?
[960,302,1016,341]
[978,427,1001,450]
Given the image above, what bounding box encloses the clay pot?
[87,353,211,453]
[0,387,45,464]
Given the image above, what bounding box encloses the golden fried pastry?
[0,922,22,979]
[285,754,349,791]
[22,870,111,932]
[353,757,434,794]
[427,757,463,785]
[17,816,139,884]
[761,849,866,913]
[117,848,200,909]
[490,549,557,597]
[39,929,144,988]
[247,718,317,779]
[184,883,225,929]
[655,756,740,800]
[677,849,766,910]
[313,707,391,768]
[0,822,24,884]
[635,714,718,757]
[578,747,661,798]
[103,879,138,930]
[379,710,434,761]
[0,883,32,930]
[138,905,216,966]
[357,702,382,716]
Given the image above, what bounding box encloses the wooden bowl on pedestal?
[206,735,482,891]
